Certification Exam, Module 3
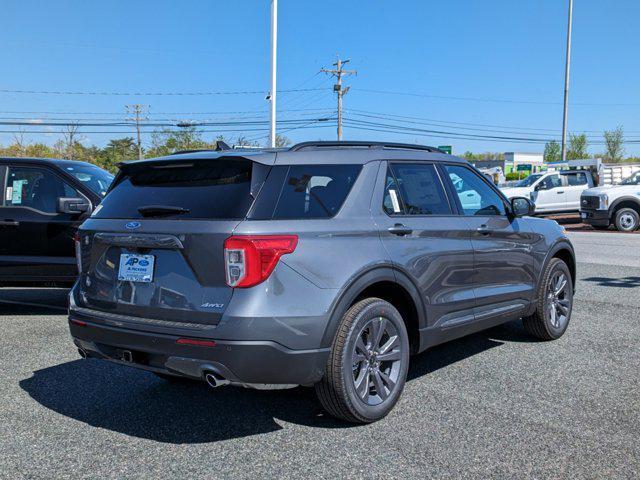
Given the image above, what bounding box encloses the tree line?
[1,125,637,172]
[462,126,638,164]
[0,127,291,173]
[542,126,634,163]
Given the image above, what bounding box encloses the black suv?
[0,157,113,286]
[68,141,575,423]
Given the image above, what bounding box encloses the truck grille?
[580,196,599,210]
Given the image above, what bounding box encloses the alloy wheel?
[546,271,571,329]
[351,317,403,406]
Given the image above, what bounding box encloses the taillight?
[224,235,298,288]
[73,232,82,274]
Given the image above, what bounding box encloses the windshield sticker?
[11,180,27,204]
[5,186,12,201]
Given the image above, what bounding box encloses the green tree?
[567,133,589,160]
[98,137,139,172]
[543,140,561,162]
[603,126,624,162]
[146,127,210,157]
[461,151,504,161]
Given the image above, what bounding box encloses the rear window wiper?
[138,205,190,217]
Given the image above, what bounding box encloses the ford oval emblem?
[125,221,141,230]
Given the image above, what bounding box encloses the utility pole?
[269,0,278,148]
[561,0,573,161]
[126,104,148,160]
[322,58,356,141]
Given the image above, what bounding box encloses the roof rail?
[289,141,444,153]
[170,140,231,155]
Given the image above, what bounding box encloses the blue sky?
[1,0,639,155]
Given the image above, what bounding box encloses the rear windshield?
[249,164,362,219]
[93,159,255,219]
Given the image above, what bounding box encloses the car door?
[532,174,565,212]
[375,161,476,337]
[441,164,535,324]
[0,163,89,282]
[562,171,589,210]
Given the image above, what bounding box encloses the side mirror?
[511,196,535,217]
[534,183,546,191]
[57,197,90,214]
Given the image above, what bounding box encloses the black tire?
[315,298,410,423]
[614,207,640,232]
[523,258,573,340]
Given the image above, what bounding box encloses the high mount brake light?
[224,235,298,288]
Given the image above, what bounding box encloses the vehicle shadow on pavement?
[19,321,532,443]
[0,288,68,315]
[582,276,640,288]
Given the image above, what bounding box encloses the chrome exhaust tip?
[204,372,230,388]
[77,348,87,359]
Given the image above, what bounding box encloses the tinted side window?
[566,172,587,186]
[385,163,451,215]
[445,164,506,216]
[5,167,80,213]
[271,165,361,219]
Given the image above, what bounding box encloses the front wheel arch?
[538,241,576,294]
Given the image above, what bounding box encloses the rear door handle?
[388,224,413,236]
[0,220,19,227]
[556,190,565,194]
[476,225,492,235]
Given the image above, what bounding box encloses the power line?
[0,107,335,116]
[0,124,338,136]
[0,87,326,96]
[346,109,640,134]
[353,88,640,107]
[347,111,615,138]
[342,118,640,144]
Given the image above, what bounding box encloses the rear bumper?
[69,316,330,387]
[580,208,610,226]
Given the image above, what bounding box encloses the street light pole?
[561,0,573,161]
[269,0,278,148]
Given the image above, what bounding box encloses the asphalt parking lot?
[0,231,638,479]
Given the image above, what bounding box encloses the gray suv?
[68,141,576,423]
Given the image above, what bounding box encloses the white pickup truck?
[500,170,595,214]
[579,171,640,231]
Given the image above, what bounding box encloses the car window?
[384,163,451,215]
[515,173,543,187]
[94,159,255,220]
[540,174,562,190]
[61,164,114,197]
[4,167,80,213]
[272,165,361,219]
[565,172,588,186]
[444,164,506,216]
[619,171,640,185]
